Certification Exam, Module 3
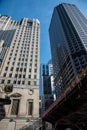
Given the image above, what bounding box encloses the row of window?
[7,61,37,67]
[1,79,37,86]
[9,52,38,57]
[12,40,38,46]
[7,62,37,66]
[5,67,37,72]
[74,56,87,72]
[8,56,38,62]
[9,49,38,55]
[14,38,38,43]
[16,32,39,39]
[3,73,37,79]
[10,50,37,56]
[11,43,38,50]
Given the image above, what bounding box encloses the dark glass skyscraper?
[49,3,87,97]
[41,62,54,114]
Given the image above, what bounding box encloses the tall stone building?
[0,15,40,129]
[49,3,87,98]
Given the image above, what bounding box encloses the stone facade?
[4,87,39,118]
[0,15,40,129]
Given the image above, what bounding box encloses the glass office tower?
[41,61,55,114]
[49,3,87,97]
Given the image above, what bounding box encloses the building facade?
[47,60,56,100]
[41,61,55,114]
[0,15,40,129]
[49,3,87,97]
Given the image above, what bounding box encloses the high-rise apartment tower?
[49,3,87,97]
[0,15,40,128]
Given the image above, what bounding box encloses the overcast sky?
[0,0,87,64]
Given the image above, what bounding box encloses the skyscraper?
[0,15,40,129]
[49,3,87,97]
[41,61,55,114]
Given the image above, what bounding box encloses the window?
[30,55,32,57]
[34,81,37,86]
[3,73,6,77]
[30,63,32,66]
[23,54,25,57]
[12,62,15,65]
[14,57,16,60]
[13,80,16,84]
[11,49,13,52]
[21,63,23,66]
[28,100,33,115]
[7,62,10,65]
[35,59,37,62]
[29,68,31,72]
[22,58,24,61]
[11,99,20,115]
[17,62,20,66]
[20,68,23,72]
[25,63,27,66]
[7,80,11,84]
[34,75,37,79]
[28,81,31,85]
[30,59,32,62]
[25,58,28,61]
[5,67,8,71]
[35,55,37,58]
[1,79,5,84]
[23,75,25,78]
[22,81,25,84]
[16,68,19,72]
[9,57,11,60]
[20,50,22,53]
[10,67,13,71]
[34,69,37,73]
[12,46,14,48]
[28,75,31,79]
[19,58,21,61]
[15,74,18,78]
[18,81,20,84]
[19,74,21,78]
[35,64,37,67]
[24,68,26,72]
[9,73,12,77]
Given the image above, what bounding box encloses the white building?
[0,15,40,129]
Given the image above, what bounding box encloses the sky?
[0,0,87,64]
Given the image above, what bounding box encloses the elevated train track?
[42,65,87,130]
